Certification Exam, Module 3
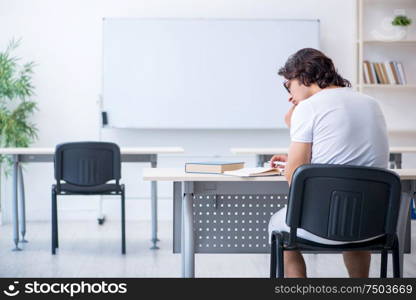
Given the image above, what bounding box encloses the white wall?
[0,0,415,223]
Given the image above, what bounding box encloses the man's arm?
[284,142,312,184]
[284,104,297,128]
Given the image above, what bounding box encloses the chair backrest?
[286,164,401,244]
[54,142,121,186]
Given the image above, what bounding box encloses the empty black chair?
[52,142,126,254]
[270,164,402,278]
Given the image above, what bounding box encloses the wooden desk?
[230,147,416,169]
[143,168,415,278]
[0,147,184,251]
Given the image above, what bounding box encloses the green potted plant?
[0,39,38,172]
[392,15,412,27]
[392,15,412,39]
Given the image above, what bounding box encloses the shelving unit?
[361,84,416,89]
[363,40,416,44]
[357,0,416,130]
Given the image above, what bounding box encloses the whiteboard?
[102,18,319,129]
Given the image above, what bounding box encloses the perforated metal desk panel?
[172,181,289,253]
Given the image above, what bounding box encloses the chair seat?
[279,231,388,251]
[54,183,122,195]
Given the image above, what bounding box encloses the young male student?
[268,48,389,278]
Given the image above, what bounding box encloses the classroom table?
[230,147,416,169]
[143,168,415,278]
[0,147,184,251]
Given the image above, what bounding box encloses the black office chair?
[52,142,126,255]
[270,164,402,278]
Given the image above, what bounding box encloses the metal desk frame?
[5,151,165,251]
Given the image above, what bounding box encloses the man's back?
[272,48,381,277]
[290,87,389,168]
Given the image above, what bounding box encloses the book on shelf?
[385,61,395,85]
[362,61,407,85]
[396,61,407,85]
[389,62,400,84]
[185,161,244,174]
[371,62,379,84]
[380,63,390,84]
[375,63,384,83]
[363,61,369,84]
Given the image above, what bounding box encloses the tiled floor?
[0,220,415,278]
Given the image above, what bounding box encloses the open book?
[223,167,284,177]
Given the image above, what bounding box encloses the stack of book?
[185,161,245,174]
[363,61,407,85]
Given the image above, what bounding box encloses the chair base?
[51,184,126,255]
[270,231,401,278]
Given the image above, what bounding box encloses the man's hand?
[284,104,297,128]
[270,154,288,169]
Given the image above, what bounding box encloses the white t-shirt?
[290,87,389,168]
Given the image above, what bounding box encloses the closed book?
[397,62,407,85]
[378,63,387,84]
[380,63,390,84]
[393,61,403,84]
[364,61,375,84]
[362,62,368,84]
[185,161,244,174]
[389,62,400,85]
[384,62,395,85]
[223,167,283,177]
[371,63,379,84]
[373,63,382,84]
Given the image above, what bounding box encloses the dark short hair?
[278,48,351,88]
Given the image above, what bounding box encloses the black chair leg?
[380,249,388,278]
[270,233,277,278]
[392,237,401,278]
[276,234,284,278]
[56,200,59,249]
[121,188,126,255]
[271,231,285,278]
[51,187,58,255]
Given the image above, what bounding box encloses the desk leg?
[182,182,194,278]
[396,153,411,253]
[18,164,28,243]
[11,155,21,251]
[404,209,411,253]
[150,156,159,249]
[398,184,413,277]
[390,153,411,253]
